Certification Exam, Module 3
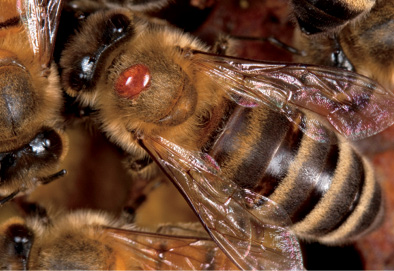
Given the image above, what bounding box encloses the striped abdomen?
[201,100,382,244]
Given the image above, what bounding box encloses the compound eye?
[115,64,151,99]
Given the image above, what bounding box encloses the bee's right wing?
[103,227,239,270]
[189,50,394,142]
[139,135,304,271]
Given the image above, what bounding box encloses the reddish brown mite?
[115,64,151,99]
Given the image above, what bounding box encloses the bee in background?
[290,0,376,35]
[0,209,240,270]
[294,0,394,92]
[0,0,67,205]
[60,2,394,269]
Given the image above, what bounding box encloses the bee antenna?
[230,35,306,56]
[39,169,67,185]
[0,190,19,206]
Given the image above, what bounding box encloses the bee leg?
[39,169,67,185]
[330,35,355,72]
[121,155,161,223]
[212,34,233,55]
[122,154,164,223]
[230,34,306,56]
[0,190,19,206]
[121,195,147,223]
[0,170,66,206]
[13,196,51,225]
[122,177,163,223]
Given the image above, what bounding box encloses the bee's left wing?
[139,135,304,271]
[103,227,239,270]
[17,0,63,67]
[188,50,394,142]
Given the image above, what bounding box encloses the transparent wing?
[188,50,394,142]
[139,135,304,270]
[104,227,239,270]
[17,0,63,67]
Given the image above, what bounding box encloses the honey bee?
[0,0,66,204]
[290,0,376,35]
[60,4,394,269]
[0,210,253,270]
[293,0,394,92]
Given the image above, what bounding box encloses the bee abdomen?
[206,104,381,244]
[290,151,382,244]
[208,105,303,190]
[267,126,382,244]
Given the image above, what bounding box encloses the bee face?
[0,210,239,270]
[2,212,116,270]
[0,218,33,270]
[0,128,65,194]
[61,10,209,151]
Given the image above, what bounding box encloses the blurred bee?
[290,0,376,35]
[0,210,243,270]
[60,3,394,269]
[293,0,394,92]
[0,0,66,204]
